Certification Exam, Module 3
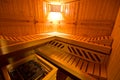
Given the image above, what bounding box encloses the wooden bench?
[0,33,112,79]
[35,38,110,80]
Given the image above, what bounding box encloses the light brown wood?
[0,0,120,80]
[100,64,107,79]
[94,63,100,77]
[87,62,94,74]
[1,54,58,80]
[1,67,11,80]
[36,44,107,79]
[108,7,120,80]
[57,0,120,37]
[81,60,88,72]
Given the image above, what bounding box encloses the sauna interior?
[0,0,120,80]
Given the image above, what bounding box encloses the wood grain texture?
[58,0,120,37]
[0,0,119,37]
[0,0,51,36]
[36,44,107,79]
[108,7,120,80]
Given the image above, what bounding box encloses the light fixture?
[47,2,63,24]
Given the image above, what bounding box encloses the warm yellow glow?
[47,12,63,23]
[46,32,69,36]
[50,2,61,5]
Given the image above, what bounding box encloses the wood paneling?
[0,0,50,36]
[0,0,35,36]
[108,7,120,80]
[0,0,119,37]
[0,0,34,19]
[0,22,35,36]
[58,0,120,37]
[78,0,119,21]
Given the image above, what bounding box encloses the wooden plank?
[57,53,67,60]
[0,35,5,40]
[61,53,69,61]
[100,64,107,78]
[81,61,88,72]
[93,63,100,76]
[87,62,94,74]
[59,53,69,61]
[101,36,104,40]
[27,35,35,40]
[17,37,25,41]
[13,37,21,41]
[22,36,30,41]
[28,35,36,39]
[72,57,80,67]
[25,36,34,40]
[97,37,100,41]
[76,59,83,70]
[51,53,62,59]
[104,36,108,40]
[9,36,15,41]
[3,36,10,41]
[68,56,76,65]
[79,49,86,59]
[65,54,73,63]
[1,67,11,80]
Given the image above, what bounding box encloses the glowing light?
[47,12,63,22]
[50,2,61,5]
[47,1,63,24]
[46,32,69,36]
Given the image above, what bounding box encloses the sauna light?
[47,12,63,23]
[47,2,63,24]
[50,2,61,5]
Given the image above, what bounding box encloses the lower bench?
[35,45,107,80]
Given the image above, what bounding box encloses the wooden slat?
[81,61,88,72]
[66,55,73,63]
[1,67,11,80]
[71,57,80,67]
[57,53,67,60]
[52,53,62,59]
[61,53,71,61]
[68,56,76,65]
[13,37,21,41]
[36,43,108,79]
[17,37,26,41]
[3,36,10,41]
[27,35,36,40]
[94,63,100,76]
[100,64,107,78]
[8,36,15,41]
[22,37,30,41]
[23,36,32,41]
[76,59,83,70]
[87,62,94,74]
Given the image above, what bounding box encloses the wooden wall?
[58,0,120,37]
[0,0,53,37]
[0,0,120,37]
[107,7,120,80]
